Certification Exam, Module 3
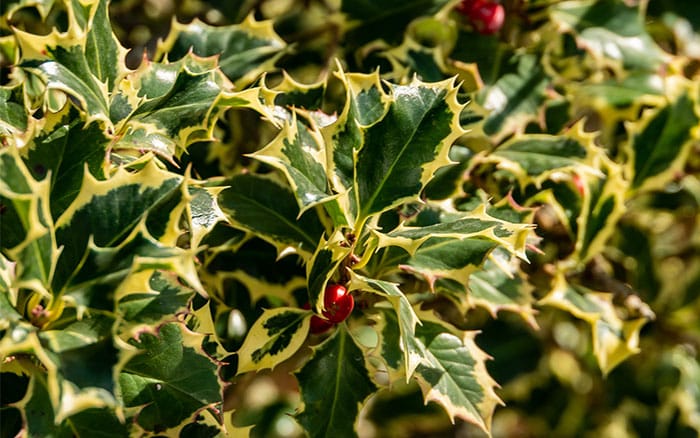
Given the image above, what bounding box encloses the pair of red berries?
[306,284,354,334]
[457,0,505,35]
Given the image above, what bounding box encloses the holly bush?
[1,0,699,436]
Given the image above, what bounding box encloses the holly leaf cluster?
[1,0,699,437]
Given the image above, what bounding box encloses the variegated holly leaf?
[540,273,652,375]
[271,72,326,110]
[372,203,532,288]
[117,270,195,327]
[574,153,627,263]
[0,86,32,148]
[115,54,232,159]
[350,274,422,380]
[15,0,127,125]
[187,185,227,249]
[22,107,108,218]
[482,129,602,188]
[119,322,222,432]
[466,251,537,326]
[217,174,324,258]
[550,0,668,71]
[236,307,309,374]
[626,91,699,193]
[0,148,58,295]
[157,15,287,87]
[412,320,501,433]
[250,112,335,215]
[326,70,464,227]
[51,159,205,307]
[295,325,377,438]
[479,54,550,138]
[37,313,124,422]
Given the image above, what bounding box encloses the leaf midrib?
[231,193,317,250]
[327,329,346,435]
[358,90,437,221]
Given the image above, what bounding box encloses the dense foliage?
[1,0,699,436]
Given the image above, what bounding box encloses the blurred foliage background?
[1,0,699,437]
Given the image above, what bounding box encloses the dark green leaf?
[352,78,461,222]
[120,323,221,432]
[480,54,549,136]
[217,174,324,256]
[296,326,377,438]
[161,17,286,86]
[630,93,699,190]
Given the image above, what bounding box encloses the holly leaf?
[627,92,699,192]
[550,0,668,71]
[328,70,464,226]
[217,174,324,258]
[467,252,537,327]
[117,270,195,327]
[479,54,549,138]
[14,0,127,125]
[158,15,287,87]
[250,113,335,214]
[295,325,377,438]
[236,307,309,374]
[119,322,222,432]
[373,204,531,288]
[187,185,227,249]
[540,273,652,375]
[37,314,123,421]
[117,54,231,159]
[0,148,58,295]
[413,320,501,433]
[350,274,423,380]
[51,159,189,297]
[83,0,128,90]
[22,107,108,218]
[484,132,601,188]
[575,155,627,263]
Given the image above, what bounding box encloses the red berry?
[321,284,354,323]
[469,1,505,35]
[310,315,334,334]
